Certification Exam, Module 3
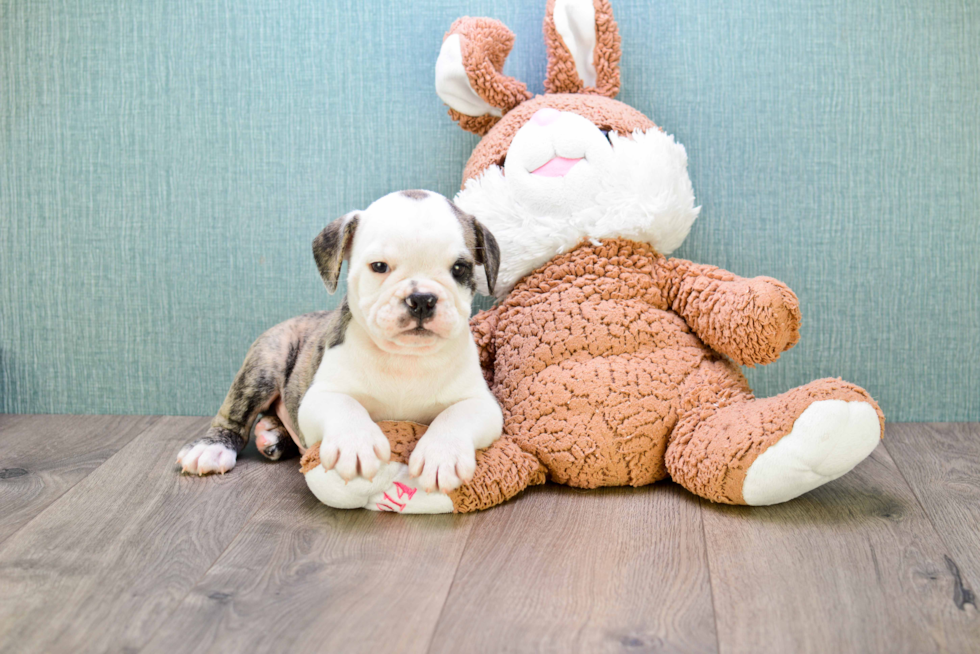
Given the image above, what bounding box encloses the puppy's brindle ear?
[312,212,359,294]
[448,200,500,294]
[473,217,500,294]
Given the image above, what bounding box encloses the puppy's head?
[313,190,499,356]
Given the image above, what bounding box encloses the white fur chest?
[303,326,481,425]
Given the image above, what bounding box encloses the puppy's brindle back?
[201,304,351,458]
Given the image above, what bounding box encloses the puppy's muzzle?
[405,292,438,323]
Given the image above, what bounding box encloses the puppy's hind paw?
[177,439,238,475]
[254,415,298,461]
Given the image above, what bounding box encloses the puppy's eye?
[451,261,472,280]
[370,262,389,274]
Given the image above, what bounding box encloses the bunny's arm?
[469,305,502,387]
[653,257,801,367]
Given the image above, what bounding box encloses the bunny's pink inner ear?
[435,17,533,136]
[544,0,621,98]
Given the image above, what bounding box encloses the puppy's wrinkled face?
[331,190,497,356]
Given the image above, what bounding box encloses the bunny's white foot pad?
[742,400,881,506]
[305,462,453,514]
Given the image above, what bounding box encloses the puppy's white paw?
[408,432,476,493]
[177,441,238,475]
[319,427,391,482]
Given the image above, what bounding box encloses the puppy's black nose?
[405,293,438,321]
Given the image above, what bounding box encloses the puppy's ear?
[448,199,500,293]
[312,212,359,294]
[473,218,500,295]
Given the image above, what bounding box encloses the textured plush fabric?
[1,0,978,421]
[543,0,621,97]
[443,18,533,135]
[468,238,884,501]
[665,372,883,503]
[448,436,547,513]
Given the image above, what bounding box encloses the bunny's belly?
[494,307,713,488]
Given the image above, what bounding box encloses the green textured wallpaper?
[1,0,978,421]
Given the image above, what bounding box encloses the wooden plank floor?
[0,417,977,653]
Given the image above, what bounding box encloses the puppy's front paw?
[408,433,476,493]
[177,439,237,475]
[318,427,391,482]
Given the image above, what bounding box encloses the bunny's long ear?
[543,0,621,98]
[435,17,533,136]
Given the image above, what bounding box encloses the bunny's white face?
[503,108,615,215]
[456,118,699,299]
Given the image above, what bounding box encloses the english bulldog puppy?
[176,190,503,510]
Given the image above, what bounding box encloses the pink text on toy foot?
[394,481,417,499]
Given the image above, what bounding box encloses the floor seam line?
[423,517,479,654]
[698,496,724,654]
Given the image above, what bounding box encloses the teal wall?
[1,0,978,421]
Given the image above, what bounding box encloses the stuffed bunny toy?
[302,0,884,512]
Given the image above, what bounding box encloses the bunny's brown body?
[470,239,882,503]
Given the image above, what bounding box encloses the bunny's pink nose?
[531,108,560,126]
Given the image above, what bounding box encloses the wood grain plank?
[140,473,475,654]
[702,444,980,654]
[885,423,980,600]
[0,414,28,432]
[428,483,718,654]
[0,414,158,543]
[0,416,298,654]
